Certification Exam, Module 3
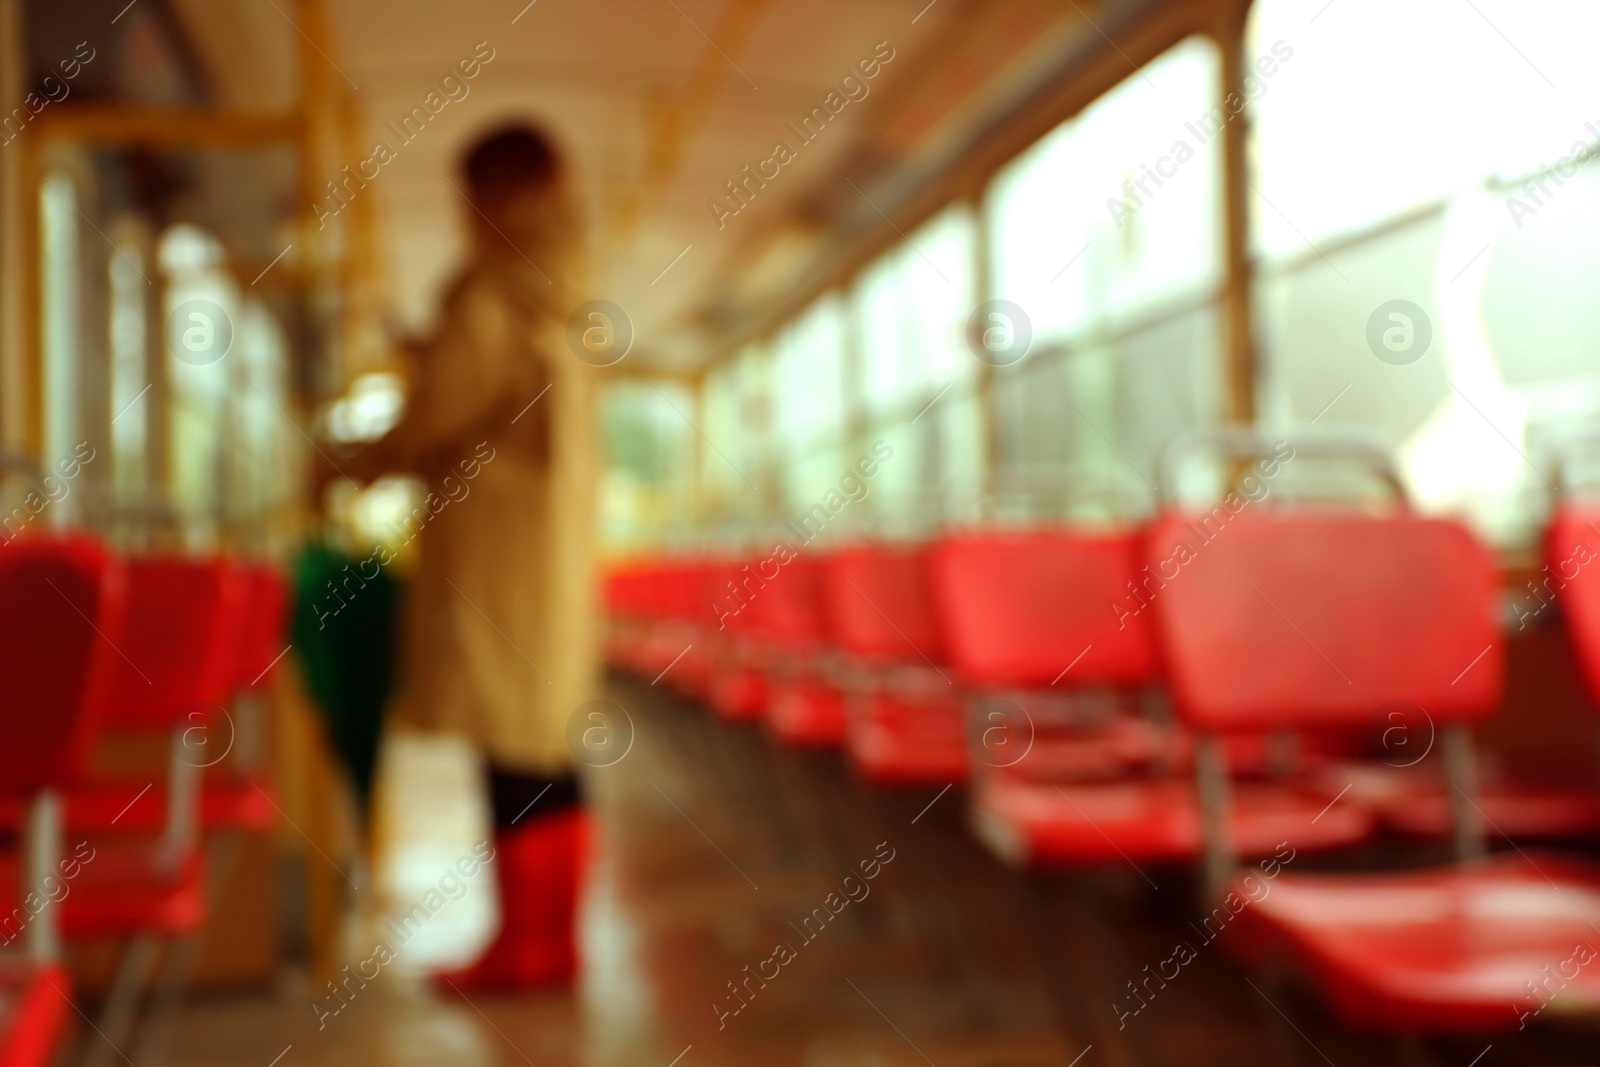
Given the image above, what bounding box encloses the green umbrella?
[290,540,399,818]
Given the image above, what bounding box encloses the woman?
[336,123,600,988]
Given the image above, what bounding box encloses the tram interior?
[2,0,1600,1065]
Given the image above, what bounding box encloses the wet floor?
[123,677,1599,1067]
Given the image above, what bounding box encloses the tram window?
[984,36,1224,515]
[855,204,976,423]
[1249,0,1600,544]
[160,224,237,544]
[1248,0,1600,262]
[41,172,80,474]
[698,364,744,521]
[228,299,292,544]
[108,241,149,494]
[990,36,1221,344]
[772,294,848,521]
[1482,167,1600,397]
[716,343,772,522]
[842,206,976,527]
[602,381,695,543]
[773,295,845,451]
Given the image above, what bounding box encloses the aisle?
[147,677,1597,1066]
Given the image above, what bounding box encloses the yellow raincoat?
[385,257,599,774]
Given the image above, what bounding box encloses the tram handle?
[1156,425,1409,509]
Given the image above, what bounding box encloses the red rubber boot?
[441,807,590,990]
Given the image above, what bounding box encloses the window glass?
[989,36,1222,346]
[227,299,291,543]
[1250,0,1600,545]
[108,243,148,494]
[773,294,845,448]
[854,204,977,422]
[161,224,236,544]
[41,174,80,481]
[984,36,1225,518]
[601,381,694,545]
[1250,0,1600,261]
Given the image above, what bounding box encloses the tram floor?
[139,675,1598,1066]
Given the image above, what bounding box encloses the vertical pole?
[24,791,62,962]
[687,372,707,530]
[163,728,202,858]
[0,0,28,455]
[971,189,998,501]
[18,136,41,459]
[1193,732,1234,904]
[294,0,345,987]
[1441,723,1487,863]
[138,220,170,531]
[841,286,867,521]
[1218,8,1256,428]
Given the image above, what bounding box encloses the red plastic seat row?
[0,535,129,1067]
[0,544,286,1065]
[819,544,966,782]
[928,520,1380,868]
[1153,430,1600,1035]
[0,558,287,839]
[603,557,723,694]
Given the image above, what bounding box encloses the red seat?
[707,664,768,721]
[845,687,968,784]
[0,845,206,939]
[930,527,1160,690]
[46,557,251,939]
[1230,851,1600,1031]
[0,535,129,1067]
[706,558,770,722]
[1277,506,1600,842]
[0,560,274,839]
[231,563,289,691]
[973,776,1370,867]
[0,779,275,837]
[926,525,1354,869]
[1317,759,1600,840]
[1154,503,1600,1033]
[821,544,966,783]
[0,537,128,795]
[766,678,847,747]
[749,556,846,746]
[0,963,70,1067]
[1550,504,1600,706]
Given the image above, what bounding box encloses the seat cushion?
[1229,851,1600,1032]
[0,961,70,1067]
[766,678,846,747]
[0,839,206,940]
[997,717,1169,783]
[708,665,766,722]
[1321,761,1600,840]
[845,690,968,786]
[970,776,1372,868]
[0,778,276,836]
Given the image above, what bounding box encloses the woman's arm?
[333,280,540,484]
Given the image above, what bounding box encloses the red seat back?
[235,564,289,689]
[928,527,1158,689]
[821,544,945,665]
[1149,510,1501,733]
[103,558,251,730]
[1548,505,1600,706]
[658,559,713,624]
[0,536,127,794]
[748,555,828,650]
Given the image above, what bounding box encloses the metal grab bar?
[1156,425,1409,508]
[1539,427,1600,495]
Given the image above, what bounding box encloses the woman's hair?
[461,123,563,208]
